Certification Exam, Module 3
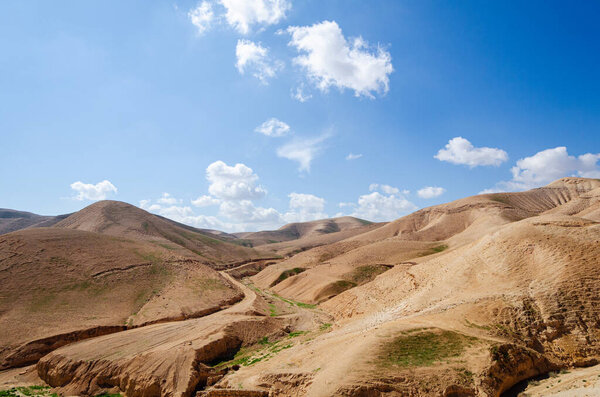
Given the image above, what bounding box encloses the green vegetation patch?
[213,337,297,369]
[319,322,332,331]
[268,303,278,317]
[418,244,448,257]
[380,329,478,368]
[271,267,306,287]
[345,265,389,285]
[489,194,511,205]
[0,386,57,397]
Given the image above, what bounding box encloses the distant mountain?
[52,200,266,264]
[0,209,69,235]
[234,216,375,246]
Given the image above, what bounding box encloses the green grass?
[380,329,478,368]
[271,267,306,286]
[418,244,448,257]
[319,323,332,331]
[271,292,316,309]
[287,330,309,338]
[268,303,278,317]
[345,265,389,284]
[464,319,491,331]
[489,194,510,205]
[0,386,57,397]
[213,337,296,369]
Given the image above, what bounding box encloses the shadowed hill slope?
[53,200,266,265]
[234,216,375,246]
[0,209,69,235]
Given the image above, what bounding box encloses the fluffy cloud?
[206,160,267,200]
[255,118,290,137]
[283,193,327,223]
[191,195,220,207]
[276,133,330,172]
[287,20,393,98]
[140,198,231,230]
[292,84,312,102]
[70,180,117,201]
[511,147,600,186]
[340,185,416,222]
[482,147,600,193]
[417,186,446,199]
[369,183,400,195]
[140,161,332,232]
[435,137,508,167]
[157,192,181,205]
[235,39,281,83]
[346,153,363,160]
[188,1,214,35]
[350,192,417,222]
[221,0,291,34]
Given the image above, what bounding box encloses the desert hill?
[2,178,600,397]
[0,227,243,371]
[252,177,600,304]
[53,200,266,265]
[234,216,375,245]
[0,209,69,235]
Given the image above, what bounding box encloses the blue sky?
[1,1,599,231]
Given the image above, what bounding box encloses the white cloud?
[70,180,117,201]
[482,146,600,193]
[188,1,214,35]
[417,186,446,199]
[292,84,312,102]
[191,195,220,207]
[349,191,417,222]
[157,192,181,205]
[255,118,290,137]
[511,147,600,186]
[283,192,327,223]
[206,160,267,200]
[287,20,393,98]
[221,0,291,34]
[369,183,399,195]
[140,199,232,231]
[235,39,281,83]
[435,137,508,167]
[218,199,282,226]
[346,153,363,160]
[276,133,330,172]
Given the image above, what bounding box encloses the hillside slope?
[53,200,266,265]
[0,227,242,370]
[252,178,600,305]
[0,209,69,235]
[235,216,375,246]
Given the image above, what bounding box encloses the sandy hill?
[252,177,600,305]
[0,209,69,235]
[53,200,266,265]
[3,178,600,397]
[234,216,374,245]
[0,227,243,371]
